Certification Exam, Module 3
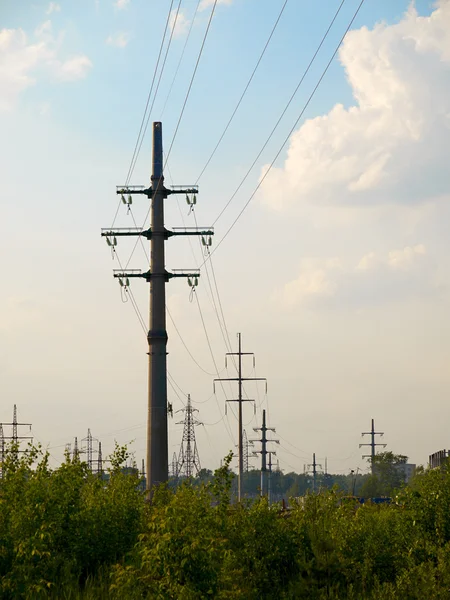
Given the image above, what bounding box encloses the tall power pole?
[252,409,279,498]
[214,333,267,502]
[359,418,386,474]
[176,394,202,478]
[307,453,322,493]
[102,122,213,497]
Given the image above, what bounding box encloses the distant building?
[429,449,448,469]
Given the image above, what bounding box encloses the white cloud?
[279,258,342,307]
[387,244,426,270]
[0,24,92,109]
[169,10,190,39]
[260,1,450,212]
[199,0,233,12]
[114,0,130,9]
[280,245,430,308]
[52,55,92,81]
[356,251,379,272]
[106,32,130,48]
[357,245,427,272]
[0,28,52,110]
[46,2,61,14]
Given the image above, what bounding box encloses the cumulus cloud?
[0,28,52,110]
[199,0,233,12]
[169,10,190,38]
[46,2,61,14]
[260,1,450,212]
[279,245,430,308]
[114,0,130,9]
[0,23,92,109]
[278,258,342,307]
[52,55,92,81]
[106,32,130,48]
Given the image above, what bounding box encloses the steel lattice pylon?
[176,395,202,478]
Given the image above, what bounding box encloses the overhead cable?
[206,0,366,260]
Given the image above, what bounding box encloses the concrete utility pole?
[252,409,279,498]
[214,333,267,502]
[102,122,213,498]
[176,394,202,478]
[359,418,386,474]
[307,453,323,493]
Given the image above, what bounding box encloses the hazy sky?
[1,0,447,477]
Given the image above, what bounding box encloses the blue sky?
[2,0,449,478]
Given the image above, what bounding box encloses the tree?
[361,451,408,497]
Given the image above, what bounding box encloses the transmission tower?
[81,429,100,472]
[176,395,202,478]
[251,409,279,498]
[98,441,103,477]
[359,418,386,474]
[214,333,267,502]
[102,122,213,498]
[72,437,80,461]
[267,450,277,506]
[171,452,178,478]
[307,453,323,493]
[0,405,33,465]
[243,429,252,472]
[0,424,4,479]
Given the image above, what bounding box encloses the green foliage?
[3,446,450,598]
[0,442,143,599]
[360,451,409,498]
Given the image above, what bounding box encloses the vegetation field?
[1,445,450,599]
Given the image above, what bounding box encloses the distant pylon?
[307,453,323,493]
[176,395,202,478]
[0,405,32,461]
[73,437,79,460]
[359,418,386,474]
[243,429,249,472]
[0,424,4,479]
[98,441,103,476]
[81,428,99,472]
[171,452,178,478]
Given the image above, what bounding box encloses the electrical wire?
[124,0,175,186]
[277,432,310,456]
[192,288,235,444]
[128,0,185,183]
[161,0,202,118]
[205,0,366,261]
[210,0,347,229]
[195,0,290,183]
[167,306,218,376]
[122,0,218,271]
[163,0,219,172]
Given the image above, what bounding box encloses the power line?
[161,0,202,118]
[192,288,235,444]
[124,0,176,187]
[204,0,368,263]
[167,303,217,377]
[195,0,290,183]
[163,0,219,171]
[127,0,185,184]
[120,0,218,272]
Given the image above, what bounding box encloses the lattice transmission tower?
[176,395,202,478]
